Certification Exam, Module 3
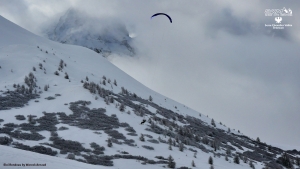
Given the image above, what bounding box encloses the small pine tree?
[194,152,197,158]
[139,134,145,142]
[107,79,111,83]
[102,80,106,85]
[195,135,200,142]
[107,138,112,147]
[64,73,69,79]
[109,97,114,103]
[149,95,153,101]
[210,165,214,169]
[169,144,172,150]
[228,128,231,133]
[33,67,36,71]
[280,152,292,168]
[211,119,216,127]
[168,137,172,145]
[54,71,59,76]
[296,157,300,166]
[192,160,195,167]
[102,76,106,80]
[234,155,240,164]
[249,161,255,168]
[179,143,184,152]
[44,85,48,91]
[168,155,176,168]
[243,156,248,163]
[105,97,109,105]
[59,59,64,69]
[119,103,125,112]
[208,156,213,165]
[28,114,32,123]
[256,137,260,142]
[113,79,117,86]
[225,155,229,161]
[226,147,231,155]
[86,76,89,81]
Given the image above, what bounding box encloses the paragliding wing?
[151,13,172,23]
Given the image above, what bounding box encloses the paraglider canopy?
[151,13,172,23]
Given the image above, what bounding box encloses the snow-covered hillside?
[45,9,135,57]
[1,15,300,169]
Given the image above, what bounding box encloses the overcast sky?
[1,0,299,149]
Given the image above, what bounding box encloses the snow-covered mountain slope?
[45,9,135,57]
[0,145,109,169]
[1,15,300,169]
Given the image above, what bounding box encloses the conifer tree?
[169,144,172,150]
[234,155,240,164]
[208,156,213,165]
[249,161,255,169]
[192,160,195,167]
[139,134,145,142]
[168,137,172,145]
[211,119,216,127]
[44,85,48,91]
[119,103,125,112]
[296,157,300,166]
[168,155,176,168]
[256,137,260,142]
[179,142,184,152]
[64,72,69,79]
[107,138,112,147]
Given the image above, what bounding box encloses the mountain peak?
[46,8,135,57]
